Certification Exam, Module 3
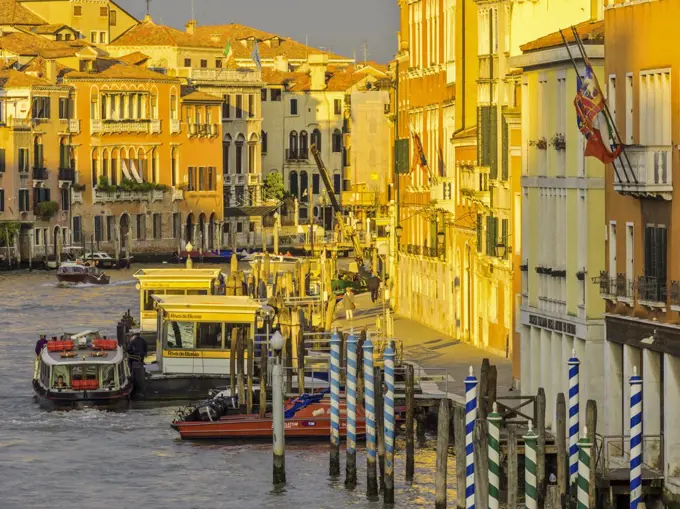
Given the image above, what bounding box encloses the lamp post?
[185,242,193,269]
[271,329,286,486]
[437,230,445,260]
[394,224,403,312]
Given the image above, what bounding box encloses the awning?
[223,205,278,218]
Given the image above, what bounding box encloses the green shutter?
[0,148,5,172]
[502,116,509,181]
[477,215,482,252]
[489,106,498,179]
[501,218,509,259]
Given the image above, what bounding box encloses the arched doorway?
[198,213,206,251]
[185,213,194,244]
[119,214,130,250]
[208,213,215,250]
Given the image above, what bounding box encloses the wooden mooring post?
[246,334,254,414]
[435,399,450,509]
[586,399,597,509]
[536,387,547,507]
[230,327,237,395]
[479,358,490,421]
[259,343,268,418]
[375,366,385,491]
[555,392,568,502]
[474,419,489,508]
[405,364,415,483]
[237,331,246,412]
[507,424,518,509]
[454,405,466,509]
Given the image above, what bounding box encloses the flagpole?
[559,30,624,184]
[569,26,635,184]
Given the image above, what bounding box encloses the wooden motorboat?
[56,261,110,285]
[33,332,133,410]
[171,390,367,440]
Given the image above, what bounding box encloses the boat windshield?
[49,364,119,390]
[144,289,207,311]
[164,321,248,350]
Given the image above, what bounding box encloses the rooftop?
[116,51,150,66]
[65,60,179,82]
[0,0,46,26]
[0,68,52,87]
[0,30,93,58]
[180,87,223,102]
[520,20,604,53]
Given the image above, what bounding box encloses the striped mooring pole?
[524,421,538,509]
[464,366,478,509]
[384,342,396,504]
[568,349,581,485]
[488,402,502,509]
[363,337,378,498]
[329,330,341,476]
[577,426,592,509]
[345,330,358,488]
[630,366,643,509]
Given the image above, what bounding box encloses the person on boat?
[127,333,148,398]
[35,335,48,356]
[55,375,67,388]
[342,287,355,321]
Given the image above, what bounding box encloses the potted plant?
[72,183,86,191]
[520,263,528,272]
[576,270,586,281]
[529,137,548,150]
[550,133,566,151]
[36,200,58,220]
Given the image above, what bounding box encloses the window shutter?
[18,148,24,171]
[501,116,509,181]
[645,226,657,278]
[477,215,482,252]
[0,148,5,172]
[489,106,498,179]
[657,227,667,297]
[502,218,509,258]
[477,106,483,163]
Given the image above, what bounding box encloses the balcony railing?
[8,117,31,130]
[637,275,667,304]
[93,188,165,203]
[460,164,490,207]
[58,168,75,182]
[69,119,80,133]
[478,54,499,81]
[613,145,673,200]
[172,188,184,201]
[170,118,181,134]
[431,176,455,214]
[187,123,218,138]
[405,244,439,258]
[32,167,48,180]
[247,174,260,186]
[72,190,83,204]
[615,273,634,299]
[91,119,150,135]
[599,271,616,297]
[150,119,161,134]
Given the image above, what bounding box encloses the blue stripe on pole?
[363,338,376,461]
[464,369,478,509]
[330,331,341,447]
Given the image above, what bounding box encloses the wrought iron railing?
[599,271,616,296]
[671,280,680,307]
[616,273,634,299]
[595,434,663,476]
[637,275,667,303]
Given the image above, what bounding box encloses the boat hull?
[32,380,132,410]
[56,273,110,285]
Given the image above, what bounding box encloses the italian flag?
[223,40,233,60]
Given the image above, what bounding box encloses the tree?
[262,171,285,202]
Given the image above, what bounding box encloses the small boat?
[33,331,133,410]
[171,389,366,440]
[244,252,301,267]
[56,261,110,285]
[83,251,131,269]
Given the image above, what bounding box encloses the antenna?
[362,40,368,65]
[146,0,151,17]
[191,0,195,21]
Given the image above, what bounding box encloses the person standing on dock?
[343,287,355,321]
[35,335,48,356]
[367,273,380,304]
[127,333,148,398]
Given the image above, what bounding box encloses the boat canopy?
[40,345,124,366]
[153,294,262,324]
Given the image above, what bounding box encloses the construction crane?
[310,144,365,266]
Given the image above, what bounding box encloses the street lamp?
[395,225,403,247]
[185,242,193,269]
[437,230,445,259]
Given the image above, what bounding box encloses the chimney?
[45,59,57,84]
[210,33,220,43]
[144,14,152,23]
[273,55,289,72]
[185,19,196,34]
[308,53,328,91]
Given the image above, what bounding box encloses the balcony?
[405,244,440,258]
[91,119,150,135]
[93,188,165,203]
[172,188,184,201]
[150,119,161,134]
[459,164,490,208]
[613,145,673,200]
[446,60,456,85]
[286,149,309,161]
[637,275,667,306]
[69,119,80,134]
[72,190,83,204]
[430,176,455,214]
[234,174,245,185]
[188,123,219,138]
[599,270,616,298]
[170,118,181,134]
[224,175,232,185]
[8,117,31,130]
[615,273,634,301]
[32,167,48,181]
[58,168,75,182]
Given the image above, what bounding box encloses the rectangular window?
[223,95,231,119]
[153,213,161,239]
[476,215,483,252]
[18,148,29,172]
[236,222,243,233]
[332,131,342,152]
[215,59,222,68]
[61,188,69,211]
[94,215,103,242]
[235,144,243,174]
[188,167,195,191]
[334,98,342,115]
[110,10,117,26]
[32,96,51,119]
[626,224,634,283]
[223,143,230,175]
[639,69,671,146]
[608,75,616,127]
[262,132,267,154]
[136,214,146,240]
[0,189,4,211]
[172,213,181,238]
[609,222,617,276]
[34,228,41,246]
[198,167,205,191]
[208,167,216,190]
[248,94,255,117]
[333,174,341,194]
[100,6,108,16]
[106,215,115,241]
[73,216,82,243]
[200,59,207,68]
[271,89,281,101]
[99,32,107,44]
[73,5,82,16]
[59,98,71,119]
[235,95,243,118]
[626,73,633,144]
[0,148,4,172]
[90,31,97,44]
[312,174,320,194]
[184,58,191,67]
[18,189,29,212]
[290,98,298,115]
[261,88,267,101]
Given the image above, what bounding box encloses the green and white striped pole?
[488,402,502,509]
[524,421,538,509]
[577,426,592,509]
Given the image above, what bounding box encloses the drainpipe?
[451,0,466,138]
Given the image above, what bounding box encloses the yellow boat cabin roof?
[153,295,262,323]
[133,268,222,289]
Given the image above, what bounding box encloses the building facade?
[511,21,606,428]
[602,0,680,498]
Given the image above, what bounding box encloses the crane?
[310,144,365,266]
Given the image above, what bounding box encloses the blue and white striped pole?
[465,366,478,509]
[568,349,581,485]
[630,366,642,509]
[329,330,341,476]
[345,331,358,488]
[384,342,395,504]
[363,337,378,497]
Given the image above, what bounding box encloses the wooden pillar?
[230,327,237,394]
[507,424,518,509]
[556,393,568,502]
[237,329,245,412]
[586,399,597,509]
[405,364,415,482]
[474,418,489,508]
[454,405,466,509]
[259,343,268,418]
[479,358,490,420]
[536,387,547,508]
[246,334,254,414]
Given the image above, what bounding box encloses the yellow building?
[510,21,606,425]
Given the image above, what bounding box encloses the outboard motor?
[194,397,236,422]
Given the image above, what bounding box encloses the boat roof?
[40,346,124,366]
[153,295,262,320]
[134,268,222,281]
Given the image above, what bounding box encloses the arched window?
[102,149,109,181]
[171,147,179,186]
[332,129,342,153]
[151,148,158,183]
[235,134,245,174]
[91,148,99,187]
[299,130,308,159]
[111,148,118,185]
[137,147,147,182]
[333,171,341,194]
[300,170,309,200]
[311,129,321,152]
[33,136,43,169]
[261,131,268,154]
[248,133,258,174]
[288,131,298,159]
[289,171,298,198]
[223,134,232,175]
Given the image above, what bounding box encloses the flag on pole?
[223,40,233,59]
[410,131,432,183]
[251,41,262,70]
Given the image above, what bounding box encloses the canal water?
[0,267,457,508]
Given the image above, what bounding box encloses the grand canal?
[0,267,456,508]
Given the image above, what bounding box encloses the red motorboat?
[171,390,367,440]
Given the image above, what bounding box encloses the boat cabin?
[133,268,224,334]
[35,336,129,393]
[152,295,262,376]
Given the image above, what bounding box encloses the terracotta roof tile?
[65,61,179,81]
[520,20,604,53]
[110,19,223,48]
[0,68,51,87]
[180,88,222,102]
[32,24,73,35]
[20,55,70,78]
[0,0,46,26]
[117,51,150,66]
[0,30,92,58]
